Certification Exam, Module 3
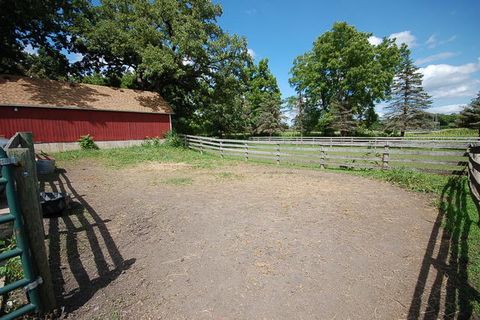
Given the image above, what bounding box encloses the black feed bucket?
[40,192,70,217]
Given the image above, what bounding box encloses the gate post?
[6,132,57,312]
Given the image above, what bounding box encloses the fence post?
[6,132,57,312]
[276,143,280,165]
[320,146,325,169]
[244,143,249,161]
[200,140,204,154]
[220,140,224,159]
[382,143,390,169]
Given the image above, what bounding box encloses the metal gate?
[0,147,41,320]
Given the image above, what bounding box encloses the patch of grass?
[161,177,193,185]
[54,145,228,169]
[406,128,478,137]
[215,172,241,180]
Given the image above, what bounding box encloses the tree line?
[1,1,478,137]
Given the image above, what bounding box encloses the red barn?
[0,74,173,151]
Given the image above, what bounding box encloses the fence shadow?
[39,168,135,313]
[407,176,480,319]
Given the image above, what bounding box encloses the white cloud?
[368,36,382,46]
[426,35,437,48]
[427,104,465,114]
[388,31,416,48]
[416,52,458,65]
[425,34,456,48]
[247,48,255,59]
[420,58,480,99]
[245,9,257,16]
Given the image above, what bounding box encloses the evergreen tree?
[385,44,432,136]
[456,92,480,136]
[245,59,283,135]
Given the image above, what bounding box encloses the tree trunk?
[401,130,405,137]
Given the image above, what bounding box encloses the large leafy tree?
[245,59,283,135]
[71,0,252,135]
[384,44,432,136]
[0,0,88,76]
[289,22,400,135]
[456,92,480,136]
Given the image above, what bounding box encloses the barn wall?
[0,106,171,143]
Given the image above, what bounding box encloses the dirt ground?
[40,160,450,319]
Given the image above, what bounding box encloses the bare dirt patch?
[41,161,447,319]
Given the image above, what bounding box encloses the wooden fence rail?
[184,135,469,175]
[467,146,480,211]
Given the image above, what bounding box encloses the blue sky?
[217,0,480,115]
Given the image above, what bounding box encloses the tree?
[284,94,320,135]
[71,0,252,135]
[0,0,88,76]
[384,45,432,136]
[329,99,357,136]
[245,59,283,135]
[437,113,458,129]
[456,92,480,135]
[289,22,400,135]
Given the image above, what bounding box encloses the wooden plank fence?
[184,135,470,175]
[467,146,480,212]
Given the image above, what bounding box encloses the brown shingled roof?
[0,74,173,114]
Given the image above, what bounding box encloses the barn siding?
[0,106,171,143]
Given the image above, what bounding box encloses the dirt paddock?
[41,160,447,319]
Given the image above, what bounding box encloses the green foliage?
[245,59,283,135]
[163,131,184,148]
[72,0,252,135]
[0,0,89,76]
[142,137,163,148]
[384,45,432,136]
[0,237,24,314]
[456,92,480,135]
[78,134,99,150]
[289,22,400,134]
[437,113,459,129]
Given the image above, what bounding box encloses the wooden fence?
[184,135,470,175]
[250,136,480,143]
[467,146,480,210]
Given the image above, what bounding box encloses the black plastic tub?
[40,192,70,216]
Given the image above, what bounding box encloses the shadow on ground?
[408,176,480,319]
[39,169,135,313]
